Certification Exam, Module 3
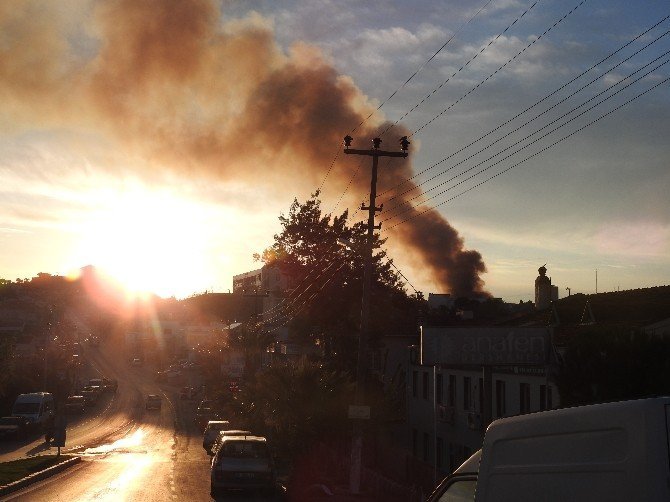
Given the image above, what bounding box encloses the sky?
[0,0,668,302]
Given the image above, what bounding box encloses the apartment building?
[407,326,559,478]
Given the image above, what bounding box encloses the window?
[520,383,531,414]
[436,479,477,502]
[540,385,547,411]
[423,371,429,400]
[423,432,430,462]
[436,437,444,469]
[495,380,506,417]
[478,377,484,413]
[448,443,457,472]
[463,377,471,410]
[448,375,456,407]
[436,374,443,405]
[412,428,418,457]
[540,385,552,410]
[412,371,418,398]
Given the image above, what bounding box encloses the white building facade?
[407,326,559,478]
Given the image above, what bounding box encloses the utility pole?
[343,135,409,494]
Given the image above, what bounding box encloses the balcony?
[467,412,482,431]
[437,404,455,425]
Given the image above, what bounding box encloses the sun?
[75,187,212,298]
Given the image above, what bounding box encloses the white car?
[209,430,252,457]
[202,420,231,454]
[210,436,276,496]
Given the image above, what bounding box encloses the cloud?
[0,0,490,296]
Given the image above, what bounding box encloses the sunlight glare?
[82,427,146,455]
[77,187,212,298]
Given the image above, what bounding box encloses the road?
[0,337,281,501]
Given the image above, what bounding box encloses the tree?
[555,327,670,406]
[229,362,355,459]
[256,193,422,372]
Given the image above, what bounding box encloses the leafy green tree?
[555,327,670,406]
[256,193,422,373]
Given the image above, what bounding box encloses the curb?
[0,456,82,498]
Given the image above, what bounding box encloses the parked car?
[195,400,216,429]
[146,394,162,410]
[11,392,54,429]
[210,436,276,496]
[0,416,30,440]
[89,378,104,389]
[209,430,253,457]
[202,420,232,454]
[80,386,102,405]
[102,377,118,393]
[65,395,86,414]
[90,377,118,393]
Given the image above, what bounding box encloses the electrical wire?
[351,0,498,135]
[379,0,542,138]
[377,14,670,200]
[381,38,670,217]
[410,0,588,138]
[315,0,498,196]
[383,74,670,232]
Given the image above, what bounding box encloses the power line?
[383,74,670,232]
[410,0,589,138]
[381,39,670,216]
[380,0,542,138]
[316,0,497,196]
[377,14,670,200]
[351,0,498,135]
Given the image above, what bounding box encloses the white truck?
[429,397,670,502]
[11,392,54,429]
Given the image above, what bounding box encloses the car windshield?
[220,441,268,459]
[12,403,39,413]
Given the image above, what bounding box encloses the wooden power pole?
[343,135,409,494]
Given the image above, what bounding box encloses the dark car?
[0,416,30,440]
[102,378,118,393]
[196,400,218,429]
[146,394,162,410]
[65,395,86,414]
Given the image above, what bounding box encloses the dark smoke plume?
[0,0,488,297]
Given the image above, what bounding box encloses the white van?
[429,397,670,502]
[11,392,55,429]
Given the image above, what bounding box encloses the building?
[407,325,558,484]
[405,283,670,487]
[232,269,262,295]
[534,265,558,310]
[427,293,455,311]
